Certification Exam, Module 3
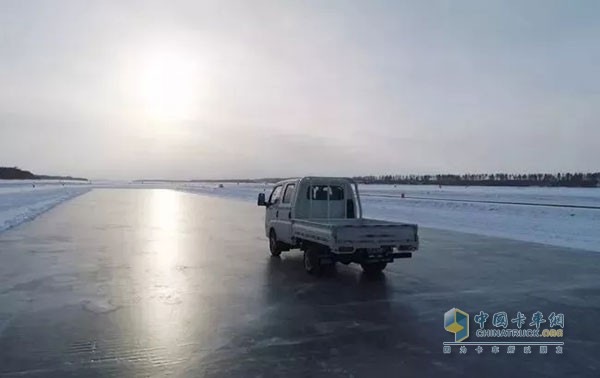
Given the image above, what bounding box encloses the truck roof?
[273,176,356,186]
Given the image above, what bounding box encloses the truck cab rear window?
[307,185,344,200]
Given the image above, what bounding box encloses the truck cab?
[260,177,360,242]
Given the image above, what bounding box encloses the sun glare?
[137,49,200,122]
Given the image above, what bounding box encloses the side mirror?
[257,193,267,206]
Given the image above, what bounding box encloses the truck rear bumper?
[334,244,418,254]
[330,248,413,264]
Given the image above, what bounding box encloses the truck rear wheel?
[303,247,321,275]
[269,230,282,257]
[361,262,387,275]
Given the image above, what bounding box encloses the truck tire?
[303,247,321,275]
[269,230,282,257]
[361,262,387,275]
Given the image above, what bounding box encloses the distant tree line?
[353,173,600,187]
[0,167,36,179]
[0,167,87,181]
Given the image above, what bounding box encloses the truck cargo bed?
[292,218,418,253]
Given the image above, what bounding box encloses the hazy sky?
[1,0,598,179]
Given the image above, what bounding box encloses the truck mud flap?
[392,252,412,259]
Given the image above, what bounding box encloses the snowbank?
[0,180,91,232]
[177,182,600,253]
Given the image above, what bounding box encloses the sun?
[137,49,200,122]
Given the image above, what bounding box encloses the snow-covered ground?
[0,180,91,232]
[176,182,600,253]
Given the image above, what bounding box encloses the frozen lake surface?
[2,180,599,252]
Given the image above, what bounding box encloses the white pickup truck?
[257,177,419,275]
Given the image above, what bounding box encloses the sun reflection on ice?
[141,189,187,352]
[149,189,181,261]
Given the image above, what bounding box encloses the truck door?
[265,185,283,236]
[277,183,296,243]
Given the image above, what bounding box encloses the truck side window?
[282,184,295,204]
[269,185,283,204]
